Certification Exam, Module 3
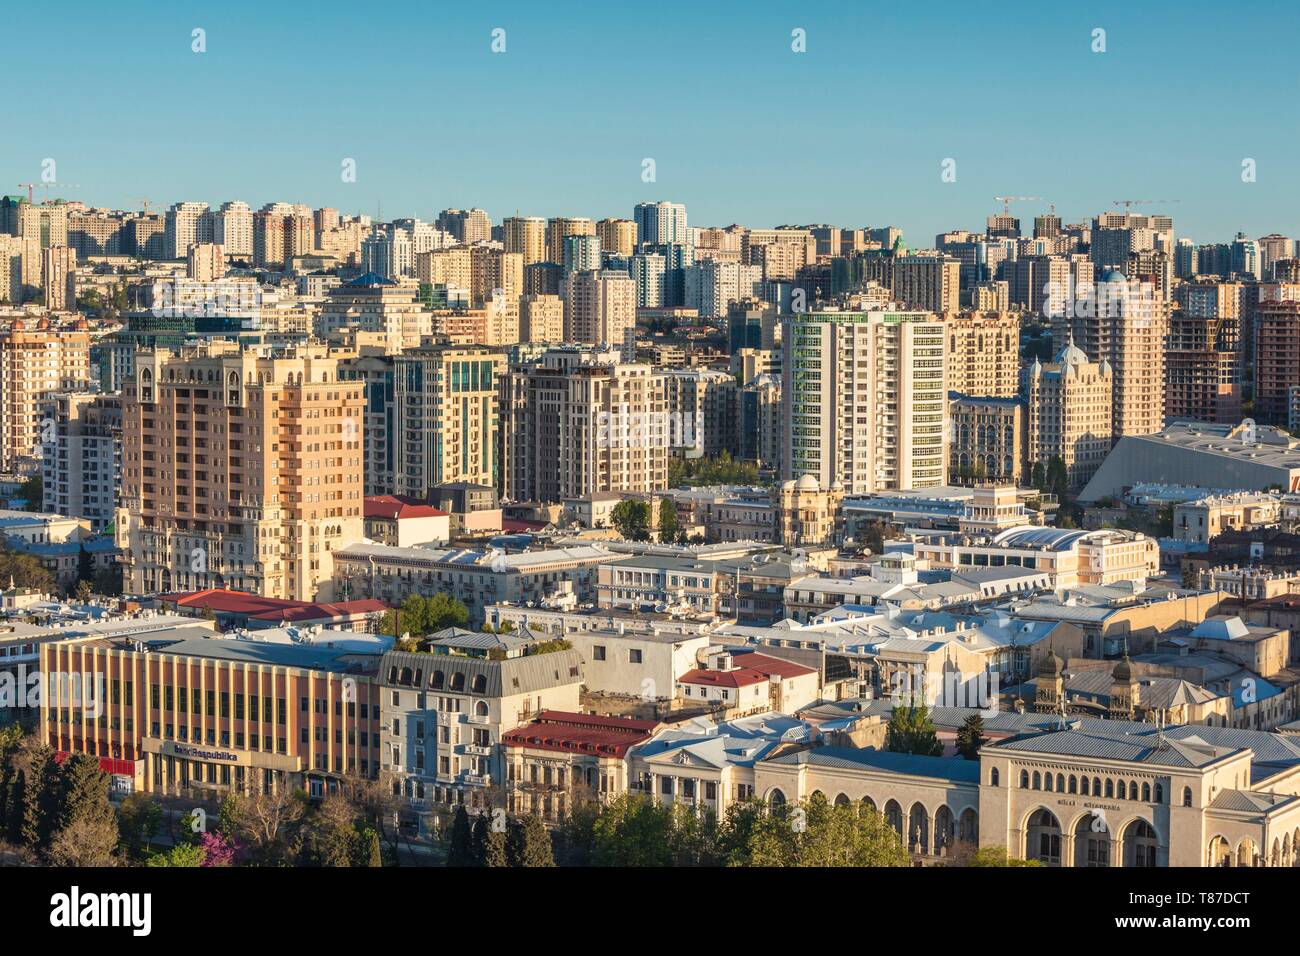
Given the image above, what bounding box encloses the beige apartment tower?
[0,319,92,471]
[1027,343,1114,489]
[944,311,1020,398]
[118,341,365,601]
[501,348,667,503]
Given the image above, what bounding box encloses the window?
[1182,787,1192,807]
[629,649,642,664]
[991,768,999,786]
[592,645,606,661]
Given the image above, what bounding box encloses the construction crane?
[16,184,36,202]
[1112,199,1181,211]
[993,195,1042,215]
[135,198,153,215]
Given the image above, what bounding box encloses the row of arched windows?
[1018,769,1165,804]
[387,664,490,696]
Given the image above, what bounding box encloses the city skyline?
[7,0,1298,244]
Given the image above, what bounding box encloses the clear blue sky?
[8,0,1297,244]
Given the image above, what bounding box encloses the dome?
[1112,656,1134,682]
[1056,342,1087,366]
[1101,269,1128,284]
[830,479,844,492]
[795,474,820,492]
[781,479,796,492]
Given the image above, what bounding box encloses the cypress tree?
[445,805,473,866]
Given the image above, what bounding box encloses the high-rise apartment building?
[40,245,76,310]
[164,201,212,260]
[501,348,668,502]
[683,259,762,320]
[393,345,506,497]
[519,293,564,343]
[943,311,1020,398]
[502,216,546,265]
[118,341,364,601]
[563,270,636,348]
[1254,300,1300,424]
[187,242,225,282]
[0,234,39,303]
[563,234,602,273]
[317,274,433,353]
[1165,309,1242,425]
[597,218,637,258]
[1027,343,1113,489]
[633,202,688,248]
[17,202,70,249]
[892,255,961,313]
[783,309,947,494]
[545,217,595,264]
[0,319,92,471]
[41,392,122,531]
[436,208,492,244]
[1053,271,1168,441]
[661,368,738,459]
[213,201,254,258]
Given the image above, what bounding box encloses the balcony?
[461,773,491,787]
[464,714,490,725]
[461,744,491,757]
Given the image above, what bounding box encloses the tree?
[446,805,474,866]
[610,499,652,542]
[74,547,95,598]
[506,814,554,867]
[657,499,680,542]
[885,700,944,757]
[363,827,383,867]
[961,845,1042,867]
[1030,461,1046,493]
[48,815,120,867]
[955,714,986,761]
[473,811,508,867]
[199,831,238,866]
[0,540,55,593]
[301,793,360,867]
[16,741,60,853]
[92,564,123,597]
[424,592,469,632]
[116,793,163,860]
[15,475,41,510]
[1047,455,1069,501]
[222,787,308,864]
[146,843,205,867]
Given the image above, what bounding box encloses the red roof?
[501,518,548,533]
[364,495,448,520]
[678,652,815,689]
[501,710,659,757]
[160,588,388,622]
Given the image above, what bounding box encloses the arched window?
[1105,779,1114,798]
[1068,775,1077,794]
[1182,787,1193,807]
[1117,780,1126,800]
[1093,777,1101,795]
[430,671,445,689]
[1032,771,1041,789]
[1044,774,1054,792]
[991,768,999,786]
[1142,782,1151,802]
[1154,784,1164,804]
[450,673,466,692]
[471,674,487,694]
[474,700,488,717]
[1056,774,1065,792]
[1080,777,1090,795]
[1020,770,1030,789]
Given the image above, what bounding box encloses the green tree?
[363,826,383,867]
[590,794,675,866]
[657,499,680,542]
[446,805,474,866]
[963,845,1042,867]
[146,843,206,867]
[610,499,652,542]
[885,700,944,757]
[955,714,986,761]
[17,742,61,853]
[1030,461,1046,493]
[506,814,554,867]
[48,815,120,867]
[424,592,469,632]
[116,793,163,860]
[1047,455,1069,501]
[15,475,41,510]
[473,811,509,867]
